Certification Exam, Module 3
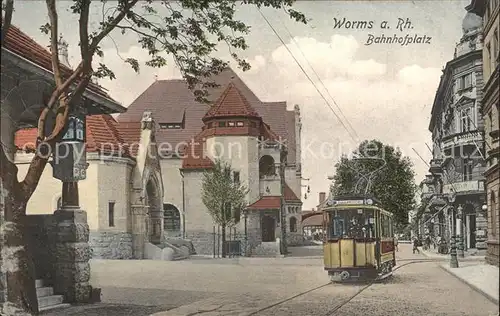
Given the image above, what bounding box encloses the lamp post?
[49,104,92,303]
[279,144,288,255]
[457,204,465,258]
[243,209,248,256]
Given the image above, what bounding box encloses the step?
[36,286,54,297]
[35,279,44,288]
[38,295,64,309]
[39,303,71,313]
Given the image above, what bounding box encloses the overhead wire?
[257,8,358,143]
[275,8,359,140]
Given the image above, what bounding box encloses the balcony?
[428,159,443,174]
[442,180,484,195]
[441,130,483,151]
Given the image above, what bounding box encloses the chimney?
[319,192,326,204]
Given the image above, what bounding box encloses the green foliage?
[52,0,306,103]
[331,139,417,228]
[201,159,249,227]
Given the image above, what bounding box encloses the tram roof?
[322,204,393,217]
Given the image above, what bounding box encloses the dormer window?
[159,123,182,129]
[219,121,226,127]
[228,121,235,127]
[236,121,244,127]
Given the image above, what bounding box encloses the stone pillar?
[53,207,92,302]
[131,205,147,259]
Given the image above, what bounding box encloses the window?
[493,29,499,66]
[487,43,492,73]
[233,171,240,184]
[491,191,497,237]
[218,121,226,127]
[460,108,473,132]
[328,209,375,239]
[456,73,472,91]
[108,202,115,227]
[228,121,235,127]
[463,159,473,181]
[289,217,297,232]
[489,112,493,132]
[381,214,390,237]
[163,204,181,232]
[236,121,244,127]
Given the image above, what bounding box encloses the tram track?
[246,259,443,316]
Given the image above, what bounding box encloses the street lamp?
[481,204,488,212]
[51,107,88,208]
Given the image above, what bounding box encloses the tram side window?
[330,215,345,238]
[381,214,390,237]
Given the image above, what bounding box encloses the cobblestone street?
[42,245,499,316]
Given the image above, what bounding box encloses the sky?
[11,0,471,210]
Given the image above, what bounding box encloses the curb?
[420,249,486,262]
[438,265,499,306]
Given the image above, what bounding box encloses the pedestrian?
[394,235,399,252]
[413,237,420,254]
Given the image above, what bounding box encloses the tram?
[322,195,396,282]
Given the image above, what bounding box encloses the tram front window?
[329,209,375,239]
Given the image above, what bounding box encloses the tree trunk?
[221,224,226,258]
[1,156,38,315]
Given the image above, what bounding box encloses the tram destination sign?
[327,198,374,206]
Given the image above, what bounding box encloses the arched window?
[259,155,275,178]
[164,204,181,233]
[289,217,297,232]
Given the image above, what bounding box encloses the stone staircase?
[35,279,70,312]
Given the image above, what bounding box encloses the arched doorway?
[146,178,162,244]
[164,203,181,237]
[261,215,276,242]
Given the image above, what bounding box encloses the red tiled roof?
[246,196,281,209]
[203,82,260,121]
[117,68,297,164]
[14,115,141,158]
[4,25,111,98]
[246,182,302,210]
[181,129,214,170]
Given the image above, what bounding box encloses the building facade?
[18,68,304,258]
[424,10,488,250]
[467,0,500,265]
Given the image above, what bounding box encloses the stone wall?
[185,230,218,255]
[24,215,57,286]
[89,231,133,259]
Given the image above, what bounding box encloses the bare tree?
[0,0,305,313]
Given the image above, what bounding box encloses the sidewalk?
[440,262,499,305]
[421,247,487,262]
[421,247,499,305]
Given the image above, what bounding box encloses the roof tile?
[203,82,260,121]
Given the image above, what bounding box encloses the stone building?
[467,0,500,266]
[1,26,125,312]
[424,10,488,250]
[118,76,304,256]
[14,112,181,261]
[17,68,304,257]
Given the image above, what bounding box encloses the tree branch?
[88,0,140,53]
[45,0,63,87]
[1,0,14,47]
[79,0,91,68]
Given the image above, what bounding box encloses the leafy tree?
[331,140,417,229]
[0,0,305,313]
[202,159,248,258]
